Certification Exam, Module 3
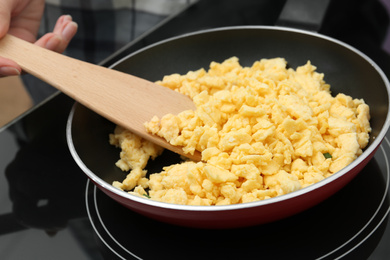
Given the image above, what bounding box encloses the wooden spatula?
[0,34,201,161]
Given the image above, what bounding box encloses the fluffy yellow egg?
[111,57,371,206]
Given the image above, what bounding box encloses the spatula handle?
[0,34,200,161]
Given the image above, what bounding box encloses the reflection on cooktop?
[86,139,390,260]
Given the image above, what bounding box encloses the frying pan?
[66,26,390,228]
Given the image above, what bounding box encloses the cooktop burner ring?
[85,182,141,260]
[86,138,390,260]
[316,139,390,259]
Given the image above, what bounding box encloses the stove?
[1,0,390,259]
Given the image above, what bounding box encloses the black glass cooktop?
[86,141,390,260]
[1,0,390,259]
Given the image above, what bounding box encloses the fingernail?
[45,35,62,50]
[0,66,21,76]
[63,14,72,22]
[62,21,78,41]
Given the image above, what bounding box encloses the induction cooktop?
[1,0,390,259]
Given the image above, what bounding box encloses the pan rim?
[67,25,390,212]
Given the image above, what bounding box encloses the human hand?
[0,0,78,77]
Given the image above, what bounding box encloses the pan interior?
[70,27,389,189]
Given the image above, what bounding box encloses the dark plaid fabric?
[23,0,194,104]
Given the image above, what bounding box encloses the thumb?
[0,1,21,77]
[0,1,12,39]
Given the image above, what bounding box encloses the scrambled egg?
[110,57,371,205]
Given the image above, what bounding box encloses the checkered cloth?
[23,0,195,104]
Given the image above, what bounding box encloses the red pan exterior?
[89,144,378,229]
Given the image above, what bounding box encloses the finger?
[4,0,45,42]
[53,15,78,53]
[55,21,78,53]
[54,15,78,42]
[52,14,72,35]
[0,0,44,76]
[35,15,78,53]
[0,57,22,77]
[34,33,62,50]
[0,1,22,76]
